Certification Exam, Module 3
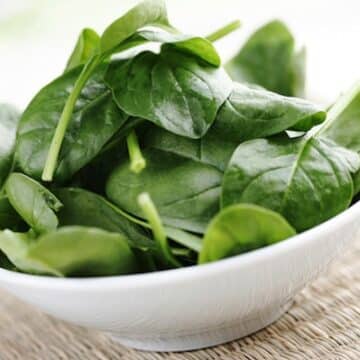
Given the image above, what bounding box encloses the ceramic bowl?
[0,201,359,352]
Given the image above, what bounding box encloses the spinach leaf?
[0,226,138,277]
[41,0,223,181]
[199,204,295,263]
[105,49,232,139]
[54,187,155,252]
[5,173,62,234]
[222,135,360,231]
[16,64,128,182]
[106,144,223,233]
[208,83,325,144]
[99,0,220,66]
[319,82,360,152]
[65,28,100,72]
[0,104,19,188]
[100,0,171,54]
[226,20,305,97]
[105,84,325,234]
[317,83,360,195]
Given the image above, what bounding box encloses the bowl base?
[108,300,293,352]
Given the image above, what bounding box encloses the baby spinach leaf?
[226,20,305,97]
[100,0,221,66]
[106,49,232,139]
[100,0,171,54]
[16,64,128,182]
[317,83,360,195]
[106,146,223,233]
[0,104,19,188]
[209,83,325,143]
[65,28,100,72]
[222,135,360,231]
[41,0,226,181]
[135,29,220,66]
[0,226,138,277]
[105,88,324,235]
[319,82,360,152]
[199,204,295,263]
[54,187,155,252]
[5,173,62,234]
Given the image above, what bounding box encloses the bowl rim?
[0,201,359,290]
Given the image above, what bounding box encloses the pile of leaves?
[1,0,359,277]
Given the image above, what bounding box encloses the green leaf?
[226,20,305,97]
[5,173,62,234]
[106,49,232,139]
[199,204,295,263]
[106,142,223,233]
[0,104,19,188]
[54,187,156,252]
[222,135,360,231]
[16,64,128,182]
[65,28,101,72]
[319,82,360,152]
[209,83,325,143]
[316,83,360,196]
[0,227,138,277]
[100,0,170,54]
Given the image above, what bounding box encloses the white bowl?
[0,202,359,352]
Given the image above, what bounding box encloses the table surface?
[1,239,360,360]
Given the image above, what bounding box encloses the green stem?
[104,197,202,252]
[138,192,181,268]
[42,55,101,181]
[126,130,146,174]
[206,20,241,43]
[164,227,202,253]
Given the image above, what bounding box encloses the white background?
[1,0,360,108]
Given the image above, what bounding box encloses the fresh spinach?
[0,226,138,276]
[0,104,19,188]
[208,83,325,144]
[106,49,232,139]
[1,1,359,278]
[222,135,360,231]
[226,20,305,97]
[106,142,223,233]
[65,28,100,72]
[16,64,128,182]
[41,0,226,181]
[105,84,326,233]
[6,173,62,234]
[317,83,360,195]
[54,187,155,251]
[319,82,360,151]
[199,204,295,263]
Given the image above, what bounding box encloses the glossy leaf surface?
[199,204,295,263]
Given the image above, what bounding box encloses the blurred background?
[1,0,360,109]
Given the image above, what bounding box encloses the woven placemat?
[1,240,360,360]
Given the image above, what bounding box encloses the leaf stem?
[103,197,202,253]
[42,55,101,181]
[126,130,146,174]
[206,20,241,43]
[138,192,181,268]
